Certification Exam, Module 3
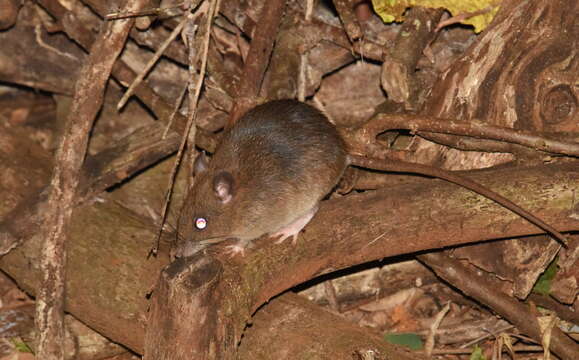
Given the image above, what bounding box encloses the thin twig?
[162,82,189,139]
[152,0,219,256]
[305,0,314,21]
[117,15,188,110]
[297,0,314,102]
[430,345,544,355]
[297,52,307,101]
[435,6,495,32]
[460,324,514,348]
[425,302,451,357]
[105,2,186,20]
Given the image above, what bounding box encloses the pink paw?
[225,244,246,257]
[271,206,319,246]
[224,239,251,257]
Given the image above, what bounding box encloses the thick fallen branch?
[148,162,579,358]
[227,0,288,125]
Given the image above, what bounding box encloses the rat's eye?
[194,217,207,230]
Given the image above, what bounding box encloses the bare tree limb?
[35,1,146,358]
[345,113,579,159]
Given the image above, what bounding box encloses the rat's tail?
[348,155,567,246]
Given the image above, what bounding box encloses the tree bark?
[238,292,424,360]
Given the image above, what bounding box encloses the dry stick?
[425,302,450,357]
[305,0,314,21]
[528,293,579,326]
[542,314,559,360]
[297,0,315,102]
[37,0,195,137]
[117,15,189,110]
[435,6,495,32]
[162,82,189,139]
[333,0,362,42]
[361,114,579,157]
[153,0,219,256]
[105,2,187,20]
[460,324,515,349]
[227,0,288,126]
[431,345,543,355]
[296,24,310,100]
[297,53,307,102]
[417,252,579,360]
[35,1,146,359]
[419,131,539,158]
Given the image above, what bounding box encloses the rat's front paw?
[225,244,246,256]
[223,239,252,257]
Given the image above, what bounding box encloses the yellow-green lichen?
[371,0,502,33]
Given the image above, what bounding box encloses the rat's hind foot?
[272,206,319,245]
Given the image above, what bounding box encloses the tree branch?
[35,1,146,359]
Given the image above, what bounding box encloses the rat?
[174,99,567,257]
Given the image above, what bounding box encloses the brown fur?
[175,100,347,256]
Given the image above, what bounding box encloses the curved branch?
[347,113,579,157]
[148,162,579,358]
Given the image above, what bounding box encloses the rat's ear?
[193,152,209,175]
[213,171,235,204]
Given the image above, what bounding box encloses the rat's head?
[174,153,238,258]
[184,153,240,244]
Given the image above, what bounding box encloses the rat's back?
[216,100,347,193]
[213,100,348,237]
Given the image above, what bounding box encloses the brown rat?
[174,100,566,257]
[175,100,348,256]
